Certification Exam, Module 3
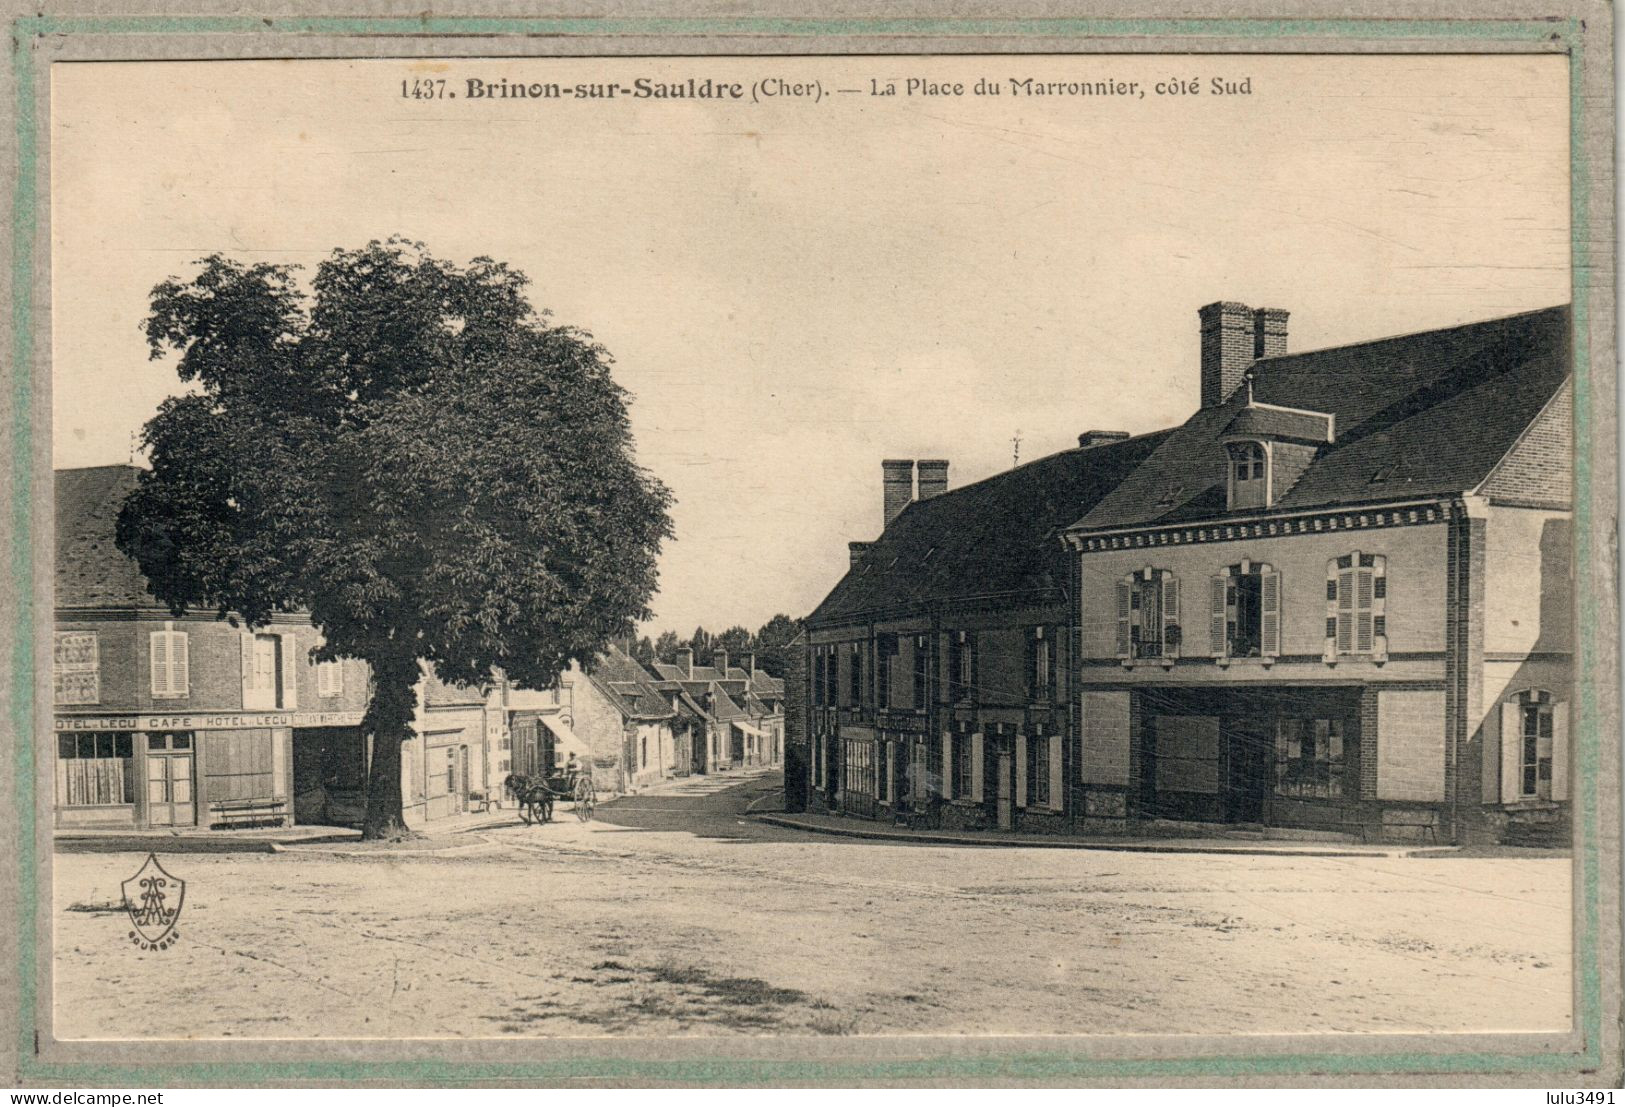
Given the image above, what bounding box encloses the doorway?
[144,736,195,827]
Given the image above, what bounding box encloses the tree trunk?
[362,651,420,840]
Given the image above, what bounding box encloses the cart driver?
[564,752,582,782]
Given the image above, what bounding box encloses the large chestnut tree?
[116,239,672,838]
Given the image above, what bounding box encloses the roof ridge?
[1250,303,1568,368]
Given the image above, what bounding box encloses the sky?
[50,54,1571,635]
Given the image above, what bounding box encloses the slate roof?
[1073,305,1571,533]
[56,465,152,609]
[588,646,675,720]
[807,431,1171,626]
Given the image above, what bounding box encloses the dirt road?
[52,773,1572,1039]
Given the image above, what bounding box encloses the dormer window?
[1227,441,1269,509]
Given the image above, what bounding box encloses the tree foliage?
[117,238,673,837]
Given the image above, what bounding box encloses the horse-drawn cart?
[503,771,596,825]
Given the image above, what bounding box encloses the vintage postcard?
[2,3,1618,1089]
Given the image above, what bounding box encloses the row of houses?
[51,464,784,832]
[795,301,1574,845]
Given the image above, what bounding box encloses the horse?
[503,773,555,826]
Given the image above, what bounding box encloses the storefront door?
[145,750,195,827]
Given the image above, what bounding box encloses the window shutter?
[1260,569,1281,657]
[170,632,189,698]
[1551,702,1569,803]
[1015,734,1028,809]
[942,733,954,800]
[1354,570,1375,654]
[1162,575,1181,658]
[1372,557,1389,661]
[969,633,980,704]
[1048,626,1060,698]
[241,631,258,708]
[1500,701,1523,804]
[1047,735,1063,812]
[1209,575,1228,657]
[280,633,298,710]
[1336,569,1354,654]
[150,631,171,696]
[1114,581,1132,658]
[1324,561,1339,661]
[1025,631,1038,698]
[970,733,984,801]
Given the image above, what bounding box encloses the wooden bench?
[209,796,289,828]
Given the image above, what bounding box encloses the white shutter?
[1261,570,1281,657]
[1551,702,1569,803]
[279,633,298,710]
[1500,701,1523,804]
[241,631,258,708]
[1355,569,1375,654]
[1114,580,1132,658]
[1162,575,1181,658]
[170,632,189,698]
[1048,735,1063,811]
[942,734,954,800]
[1336,570,1355,654]
[970,733,984,801]
[149,631,170,696]
[1015,735,1028,808]
[1372,557,1389,661]
[1210,575,1228,657]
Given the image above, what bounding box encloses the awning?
[539,715,591,759]
[731,720,766,739]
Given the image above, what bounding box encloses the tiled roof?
[588,646,675,720]
[1074,305,1571,532]
[808,431,1171,626]
[55,465,152,608]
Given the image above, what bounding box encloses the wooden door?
[146,752,195,827]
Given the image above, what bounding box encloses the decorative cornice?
[1067,499,1452,553]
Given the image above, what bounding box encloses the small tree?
[653,630,682,665]
[753,613,802,678]
[117,239,672,838]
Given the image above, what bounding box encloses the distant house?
[802,437,1164,828]
[650,648,785,774]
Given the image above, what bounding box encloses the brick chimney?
[1255,307,1290,359]
[916,459,949,501]
[676,647,694,678]
[743,652,757,679]
[882,459,914,529]
[713,649,729,676]
[1200,301,1289,408]
[1077,430,1129,449]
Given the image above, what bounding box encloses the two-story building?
[797,301,1573,845]
[803,438,1168,832]
[54,465,372,831]
[1065,303,1572,844]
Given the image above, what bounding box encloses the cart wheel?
[574,777,596,822]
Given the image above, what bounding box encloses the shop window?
[53,632,100,705]
[1274,717,1345,799]
[1210,563,1280,660]
[55,732,135,806]
[1116,571,1181,660]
